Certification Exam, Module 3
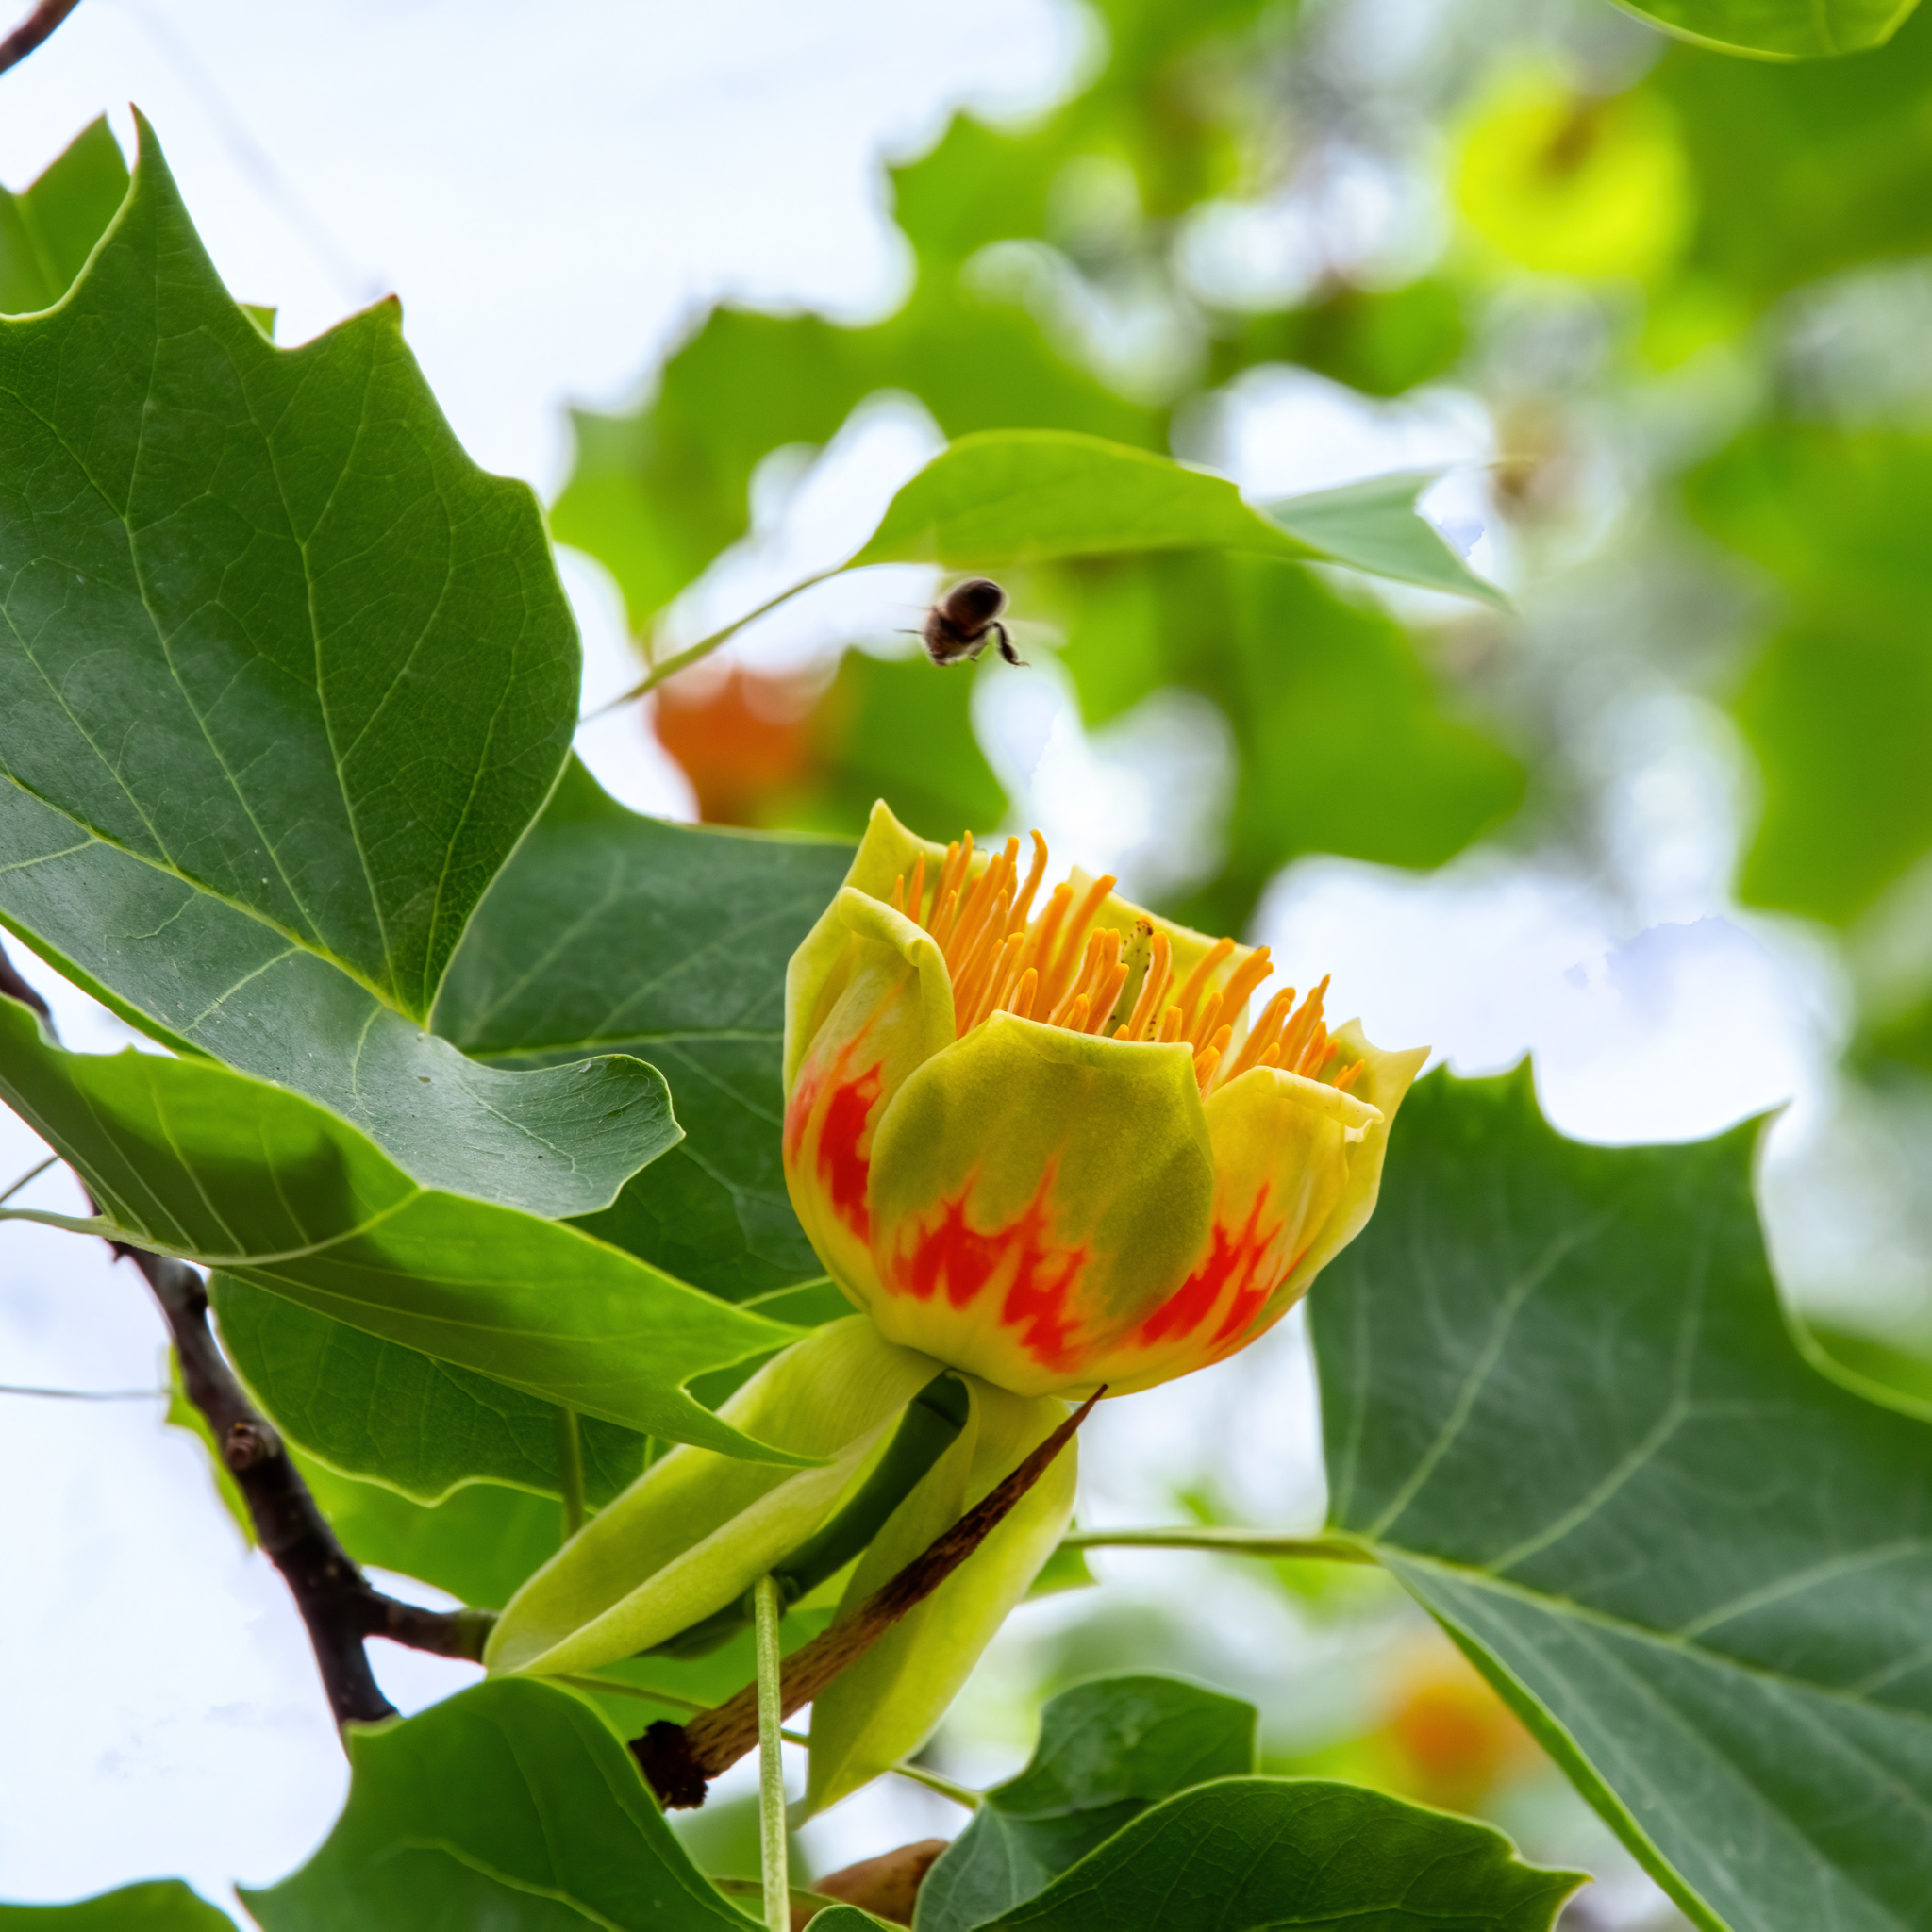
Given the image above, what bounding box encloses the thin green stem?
[890,1759,983,1809]
[556,1408,586,1542]
[1061,1527,1374,1563]
[0,1382,168,1401]
[754,1574,789,1932]
[0,1153,58,1208]
[585,567,844,718]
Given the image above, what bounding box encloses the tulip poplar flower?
[488,804,1422,1815]
[784,804,1426,1398]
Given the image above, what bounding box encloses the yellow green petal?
[860,1011,1217,1397]
[484,1318,938,1676]
[803,1378,1076,1815]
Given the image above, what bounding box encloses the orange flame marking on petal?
[891,1167,1091,1370]
[815,1060,883,1242]
[1134,1191,1295,1357]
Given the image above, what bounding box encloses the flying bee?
[917,576,1025,668]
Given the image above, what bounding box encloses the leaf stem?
[888,1759,983,1810]
[754,1574,789,1932]
[556,1407,586,1542]
[0,1153,58,1206]
[1060,1527,1374,1563]
[585,567,844,718]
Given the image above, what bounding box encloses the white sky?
[0,2,1849,1923]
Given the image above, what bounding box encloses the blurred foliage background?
[540,0,1932,1915]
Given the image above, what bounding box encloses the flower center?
[886,830,1363,1097]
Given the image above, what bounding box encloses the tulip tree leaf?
[1614,0,1917,60]
[295,1457,579,1611]
[242,1679,757,1931]
[853,431,1498,603]
[0,121,686,1222]
[917,1674,1257,1932]
[0,1883,237,1928]
[978,1779,1582,1930]
[1264,470,1505,608]
[0,997,807,1459]
[0,118,128,316]
[213,1274,647,1504]
[435,759,853,1299]
[1315,1065,1932,1932]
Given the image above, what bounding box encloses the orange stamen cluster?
[889,830,1365,1097]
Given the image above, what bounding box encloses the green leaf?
[436,758,854,1299]
[0,1882,236,1928]
[214,1274,646,1505]
[0,119,128,315]
[0,997,806,1459]
[1688,427,1932,927]
[1314,1065,1932,1932]
[1265,471,1505,607]
[855,431,1496,597]
[1615,0,1917,60]
[916,1674,1256,1932]
[242,1679,757,1930]
[973,1779,1581,1930]
[0,123,677,1220]
[297,1457,566,1610]
[804,1912,893,1931]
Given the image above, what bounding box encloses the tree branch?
[634,1390,1098,1807]
[0,0,83,78]
[0,941,491,1731]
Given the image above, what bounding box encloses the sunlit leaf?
[1316,1065,1932,1932]
[242,1680,756,1930]
[0,997,805,1458]
[855,432,1498,601]
[214,1274,647,1504]
[1619,0,1917,60]
[0,118,127,315]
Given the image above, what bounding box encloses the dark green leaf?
[1619,0,1916,60]
[215,1274,646,1504]
[436,758,853,1299]
[0,997,805,1458]
[1315,1065,1932,1932]
[242,1679,756,1930]
[0,1882,235,1928]
[0,119,128,316]
[0,123,676,1219]
[917,1674,1255,1932]
[974,1779,1580,1931]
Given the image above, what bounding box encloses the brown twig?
[0,941,491,1730]
[635,1390,1099,1807]
[0,0,82,78]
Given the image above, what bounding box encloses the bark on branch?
[0,0,83,78]
[635,1390,1099,1807]
[0,942,491,1731]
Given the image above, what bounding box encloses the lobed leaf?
[973,1778,1581,1930]
[1316,1065,1932,1932]
[436,758,853,1297]
[0,996,806,1459]
[0,1884,236,1928]
[854,429,1501,603]
[0,118,128,317]
[916,1674,1256,1932]
[242,1679,757,1929]
[0,121,678,1220]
